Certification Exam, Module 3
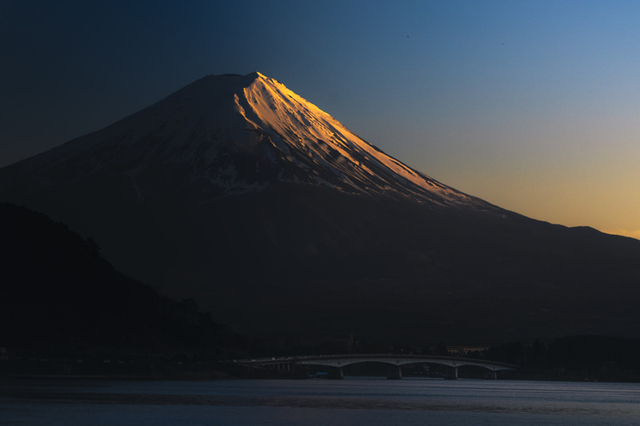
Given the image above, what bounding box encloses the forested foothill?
[0,202,230,377]
[483,335,640,382]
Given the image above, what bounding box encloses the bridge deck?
[237,354,518,372]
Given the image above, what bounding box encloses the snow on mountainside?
[2,72,498,212]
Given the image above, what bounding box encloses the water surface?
[2,377,639,425]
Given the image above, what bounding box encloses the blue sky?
[2,0,640,237]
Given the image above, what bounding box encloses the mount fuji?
[4,72,496,209]
[2,73,640,344]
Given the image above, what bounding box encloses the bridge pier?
[335,367,344,379]
[276,363,290,371]
[386,365,402,380]
[444,366,458,380]
[485,370,497,380]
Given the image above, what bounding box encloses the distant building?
[447,346,488,357]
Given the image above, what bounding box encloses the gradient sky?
[2,0,640,239]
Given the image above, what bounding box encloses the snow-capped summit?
[8,72,496,212]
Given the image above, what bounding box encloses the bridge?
[236,354,518,380]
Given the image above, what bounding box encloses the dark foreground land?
[3,203,640,383]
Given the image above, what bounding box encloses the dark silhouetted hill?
[0,202,224,361]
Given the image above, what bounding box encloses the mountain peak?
[0,72,499,212]
[190,72,266,89]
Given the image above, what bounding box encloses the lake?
[2,377,640,425]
